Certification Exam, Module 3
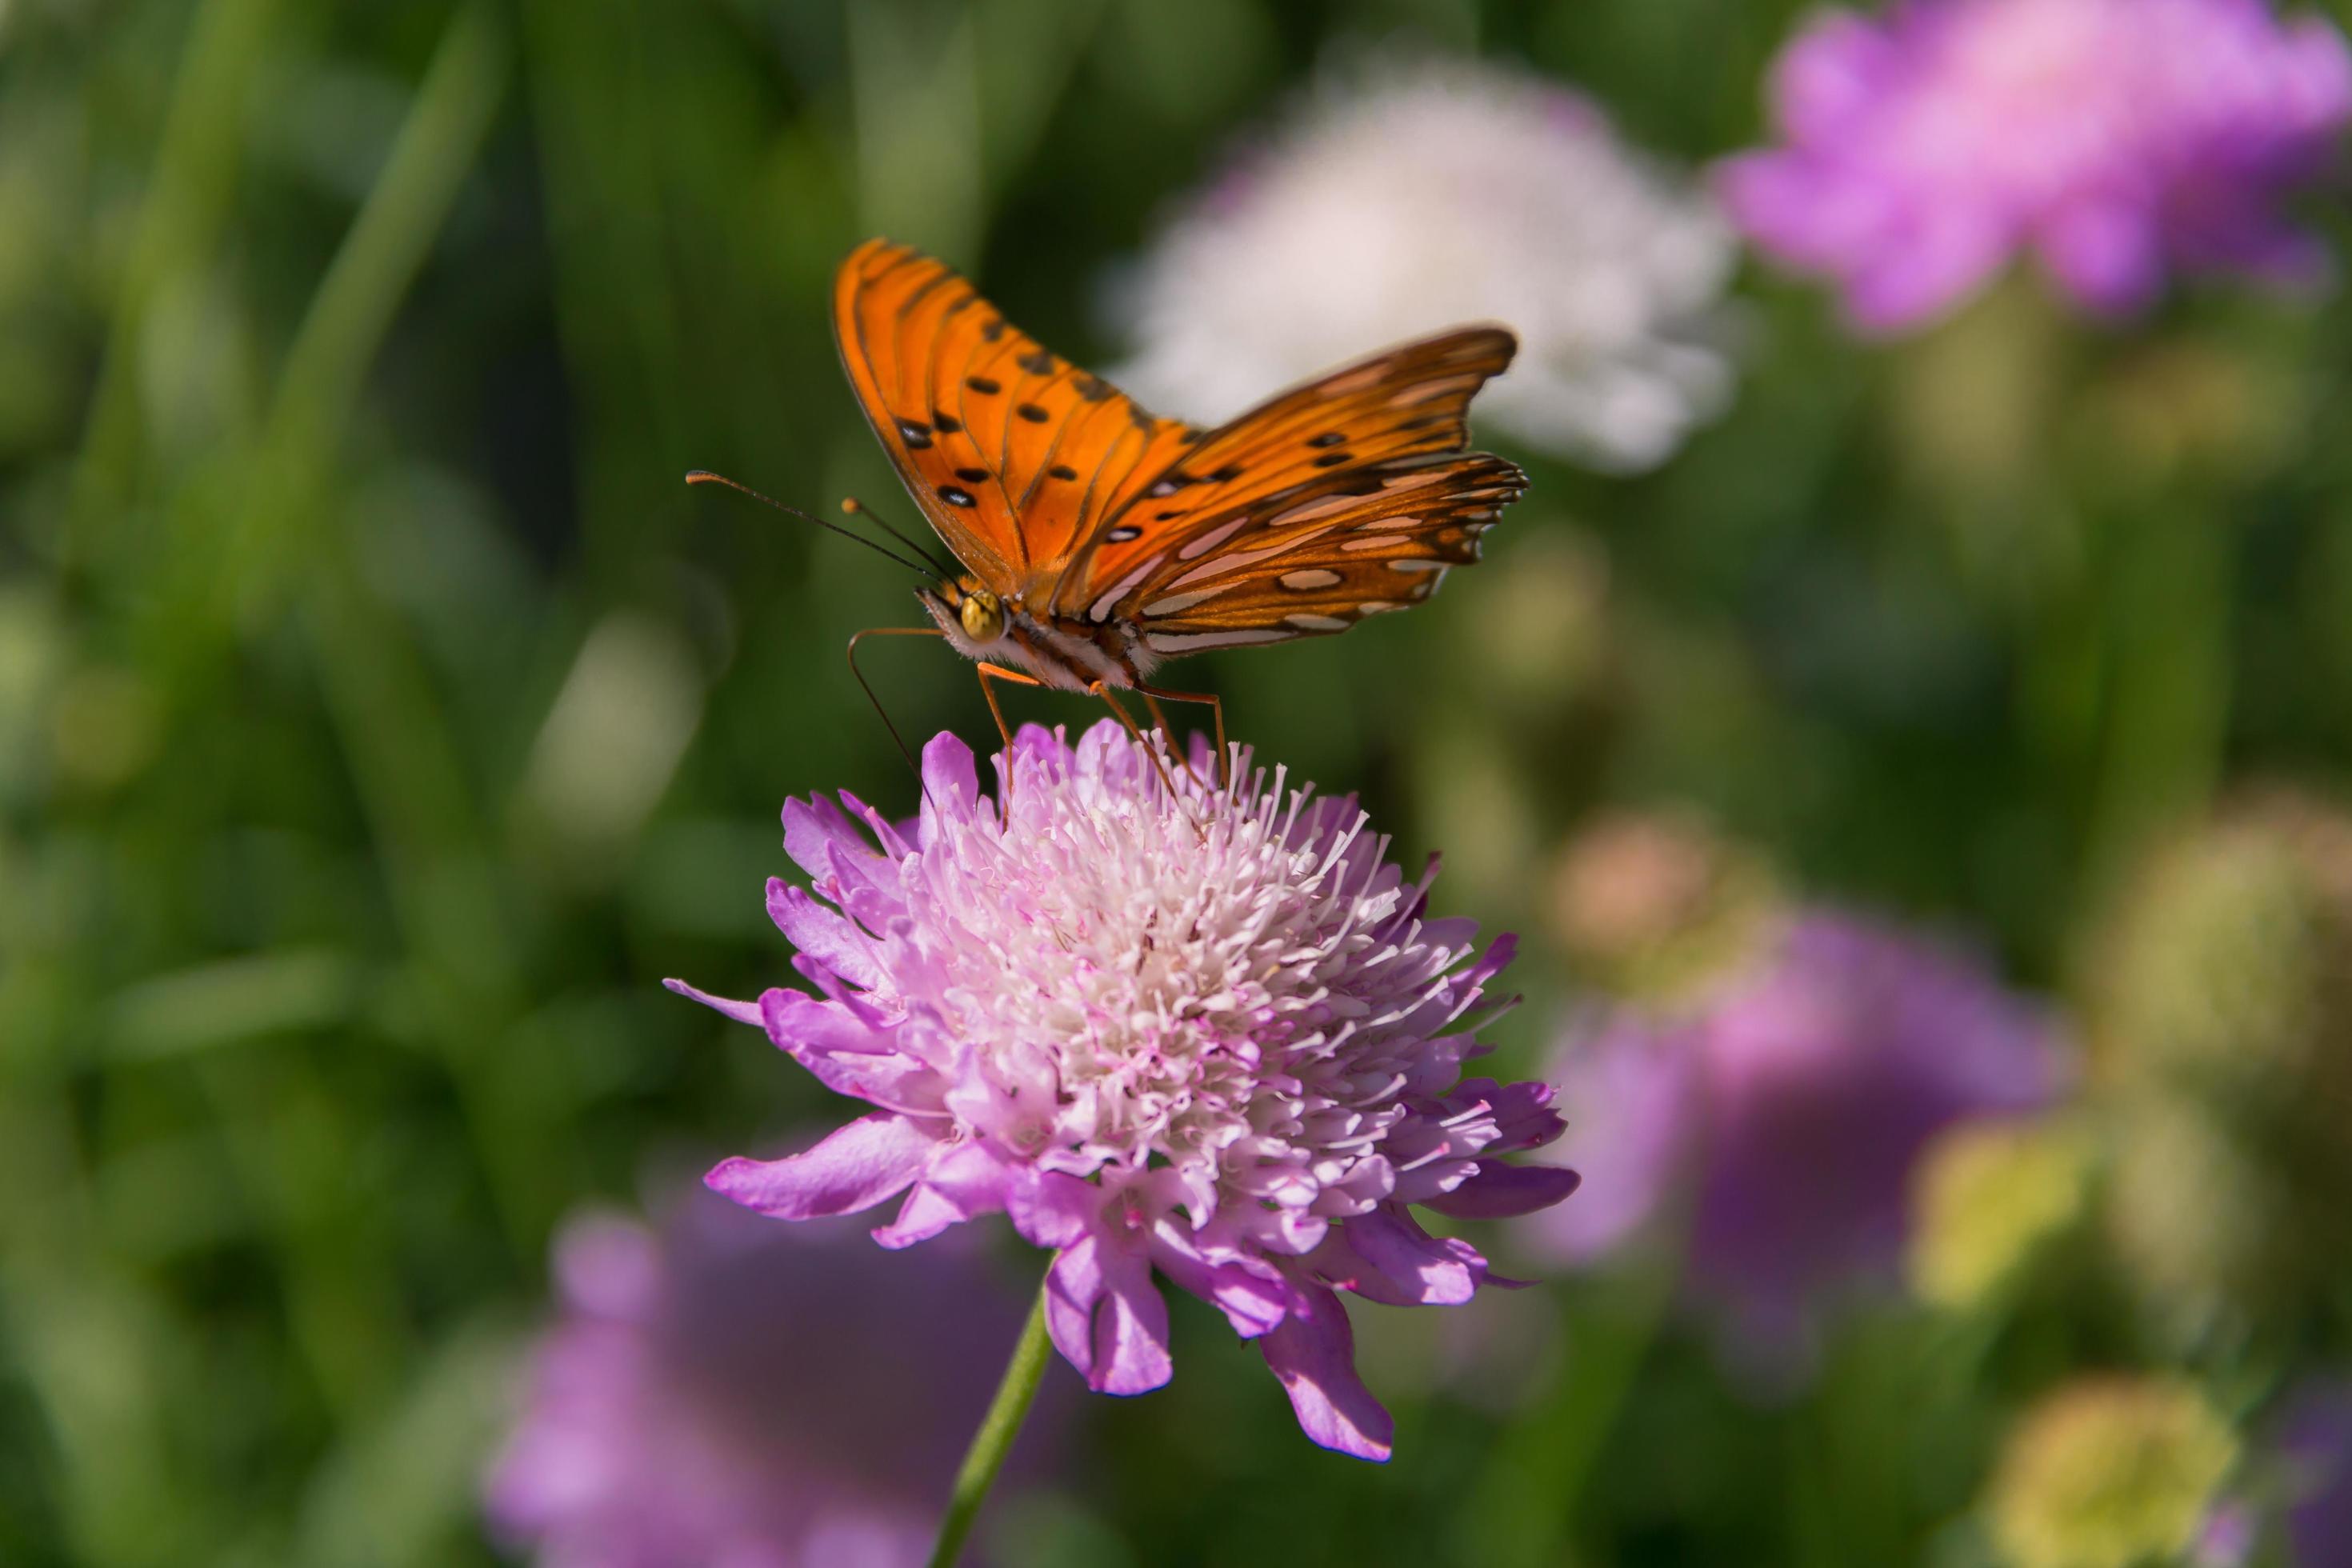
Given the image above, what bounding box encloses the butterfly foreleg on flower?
[1136,683,1228,790]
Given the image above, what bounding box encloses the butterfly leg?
[975,661,1054,804]
[974,662,1044,754]
[1138,692,1207,791]
[1135,682,1229,790]
[846,626,946,781]
[1086,682,1198,820]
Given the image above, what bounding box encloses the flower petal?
[760,989,943,1114]
[1330,1208,1482,1306]
[766,878,886,991]
[1421,1160,1582,1219]
[1261,1283,1392,1461]
[1041,1234,1175,1395]
[662,977,764,1027]
[918,731,980,842]
[704,1114,939,1220]
[872,1140,1014,1249]
[781,794,878,883]
[1150,1223,1290,1339]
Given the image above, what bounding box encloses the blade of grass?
[68,0,285,567]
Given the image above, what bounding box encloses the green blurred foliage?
[6,1,2352,1565]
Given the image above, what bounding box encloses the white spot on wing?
[1284,613,1349,631]
[1279,569,1342,590]
[1390,374,1481,406]
[1390,558,1447,573]
[1175,515,1252,561]
[1088,553,1166,622]
[1144,628,1294,654]
[1142,586,1230,617]
[1168,525,1340,589]
[1267,492,1368,528]
[1342,535,1410,552]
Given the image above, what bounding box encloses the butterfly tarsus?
[976,663,1202,833]
[1087,682,1200,830]
[1137,682,1229,790]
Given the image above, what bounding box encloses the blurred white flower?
[1109,58,1739,473]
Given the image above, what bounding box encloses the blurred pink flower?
[1536,913,2064,1363]
[2278,1384,2352,1566]
[484,1192,1058,1568]
[670,722,1577,1460]
[1720,0,2352,331]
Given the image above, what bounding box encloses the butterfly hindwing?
[1105,454,1526,657]
[1046,328,1525,641]
[832,240,1198,588]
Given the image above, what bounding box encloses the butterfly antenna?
[842,495,961,581]
[685,470,939,579]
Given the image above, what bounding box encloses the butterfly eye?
[960,589,1006,644]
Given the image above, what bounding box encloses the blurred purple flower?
[484,1192,1058,1568]
[1536,913,2064,1358]
[1720,0,2352,332]
[669,722,1576,1461]
[2278,1384,2352,1566]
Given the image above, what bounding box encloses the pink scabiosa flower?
[669,722,1577,1460]
[1720,0,2352,332]
[1535,912,2064,1367]
[483,1190,1059,1568]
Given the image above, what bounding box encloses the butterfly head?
[922,577,1010,653]
[958,586,1006,644]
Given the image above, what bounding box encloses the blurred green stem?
[245,4,556,1254]
[69,0,283,564]
[926,1281,1054,1568]
[1463,1251,1683,1568]
[230,2,510,614]
[2082,494,2234,894]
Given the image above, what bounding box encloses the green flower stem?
[926,1280,1054,1568]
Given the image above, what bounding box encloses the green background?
[7,2,2352,1563]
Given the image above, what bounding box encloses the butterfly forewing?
[833,240,1198,586]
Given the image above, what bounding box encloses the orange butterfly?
[731,238,1526,766]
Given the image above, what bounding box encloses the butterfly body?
[919,574,1158,691]
[834,239,1528,701]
